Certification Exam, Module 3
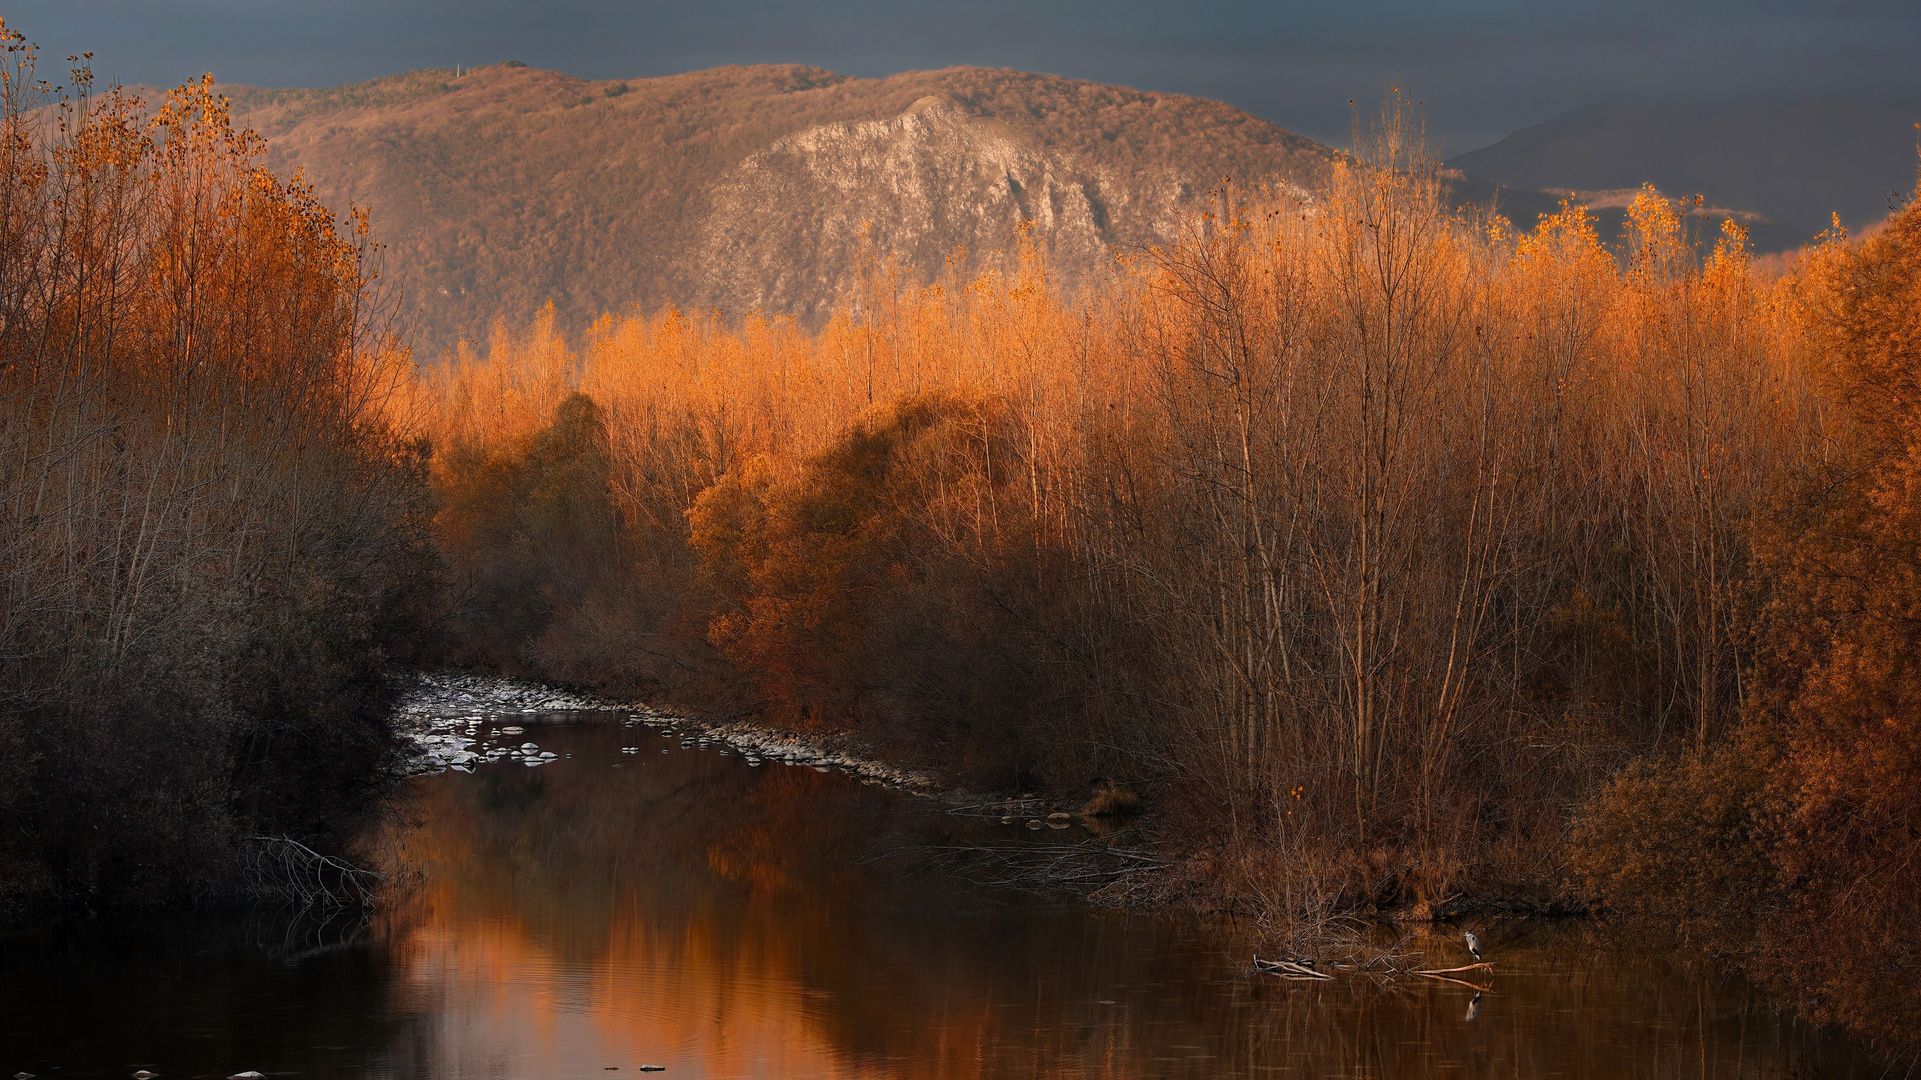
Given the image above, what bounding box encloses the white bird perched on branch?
[1464,930,1484,963]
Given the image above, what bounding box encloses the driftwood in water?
[1415,961,1496,990]
[1416,962,1496,975]
[1418,971,1494,990]
[1253,956,1334,980]
[1251,941,1495,989]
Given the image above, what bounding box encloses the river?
[0,708,1877,1078]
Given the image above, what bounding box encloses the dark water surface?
[1,713,1876,1079]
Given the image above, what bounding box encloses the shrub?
[689,391,1099,787]
[1565,739,1779,943]
[1737,184,1921,1053]
[434,392,623,668]
[1082,783,1144,819]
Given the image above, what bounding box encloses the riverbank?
[9,721,1872,1080]
[393,671,1159,892]
[392,672,1591,946]
[372,671,1902,1069]
[396,671,939,792]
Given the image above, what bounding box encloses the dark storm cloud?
[18,0,1921,150]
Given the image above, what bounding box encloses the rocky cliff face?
[700,95,1137,319]
[204,63,1335,350]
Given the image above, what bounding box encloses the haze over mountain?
[1451,98,1921,241]
[205,62,1331,351]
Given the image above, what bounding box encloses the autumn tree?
[0,28,433,907]
[1741,190,1921,1052]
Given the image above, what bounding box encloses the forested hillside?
[208,63,1332,349]
[92,62,1823,355]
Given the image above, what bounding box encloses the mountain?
[205,64,1333,351]
[1450,99,1921,245]
[173,64,1869,352]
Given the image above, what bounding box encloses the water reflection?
[0,907,422,1077]
[0,714,1876,1078]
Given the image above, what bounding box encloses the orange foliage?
[0,26,432,905]
[411,105,1921,1034]
[690,392,1035,728]
[413,101,1830,852]
[1742,187,1921,1051]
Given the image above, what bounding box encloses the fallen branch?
[243,835,384,911]
[1253,956,1333,980]
[1415,962,1495,975]
[941,797,1045,817]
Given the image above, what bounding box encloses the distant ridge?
[116,64,1855,352]
[206,63,1334,351]
[1450,98,1921,242]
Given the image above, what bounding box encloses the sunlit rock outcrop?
[699,96,1119,318]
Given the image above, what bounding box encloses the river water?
[1,711,1877,1078]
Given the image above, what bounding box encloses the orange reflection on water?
[363,719,1872,1080]
[0,715,1872,1078]
[384,749,887,1078]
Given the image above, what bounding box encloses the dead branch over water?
[242,836,385,911]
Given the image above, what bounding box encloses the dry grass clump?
[1082,783,1144,820]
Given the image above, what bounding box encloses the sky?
[14,0,1921,153]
